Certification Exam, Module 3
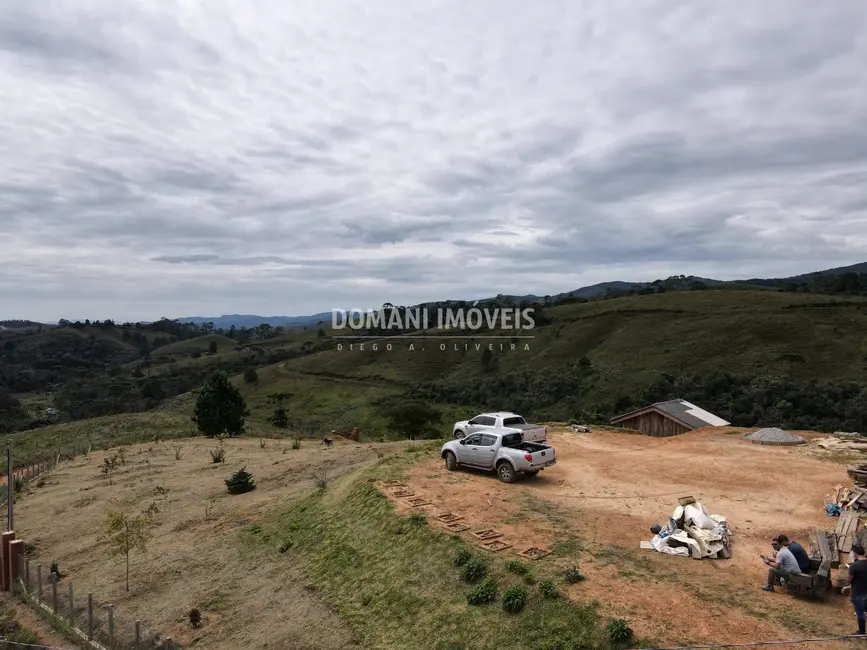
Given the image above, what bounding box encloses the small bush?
[278,540,292,553]
[209,447,226,464]
[189,608,202,628]
[13,476,24,493]
[225,467,256,494]
[460,557,487,583]
[539,580,558,598]
[259,439,267,449]
[564,566,585,584]
[502,585,527,614]
[408,512,426,525]
[314,471,328,489]
[506,559,529,575]
[291,438,301,450]
[607,619,634,646]
[243,368,258,384]
[174,446,182,460]
[467,578,498,605]
[453,548,472,567]
[523,572,537,585]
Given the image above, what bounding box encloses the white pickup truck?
[452,411,547,442]
[440,430,556,483]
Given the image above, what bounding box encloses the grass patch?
[247,469,628,650]
[0,412,193,466]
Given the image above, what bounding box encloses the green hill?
[3,289,867,437]
[255,289,867,432]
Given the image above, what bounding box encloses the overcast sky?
[2,0,866,322]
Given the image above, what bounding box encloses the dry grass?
[13,435,419,649]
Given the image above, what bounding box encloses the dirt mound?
[744,427,806,445]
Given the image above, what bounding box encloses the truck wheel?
[453,430,464,439]
[497,462,516,483]
[444,451,458,471]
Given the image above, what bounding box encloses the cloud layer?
[2,0,866,321]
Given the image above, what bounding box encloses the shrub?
[467,578,498,605]
[564,566,585,584]
[225,467,256,494]
[189,608,202,628]
[607,619,634,646]
[523,572,537,585]
[539,580,558,598]
[260,438,267,449]
[291,438,301,450]
[13,476,24,493]
[314,471,328,489]
[453,548,472,567]
[209,447,226,464]
[408,512,426,525]
[502,585,527,614]
[243,369,258,384]
[271,407,289,428]
[174,446,182,460]
[278,540,292,553]
[460,557,487,583]
[506,559,529,575]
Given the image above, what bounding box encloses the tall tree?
[193,371,249,437]
[100,512,151,591]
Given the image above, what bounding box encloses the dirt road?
[390,427,859,645]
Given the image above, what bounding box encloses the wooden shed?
[610,399,730,437]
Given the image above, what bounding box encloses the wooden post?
[1,530,15,590]
[51,574,58,612]
[135,620,141,648]
[25,558,30,591]
[68,583,74,622]
[37,565,42,600]
[8,539,23,586]
[87,593,94,640]
[108,604,115,649]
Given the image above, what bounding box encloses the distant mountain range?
[172,259,867,330]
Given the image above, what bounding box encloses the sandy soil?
[384,427,863,646]
[12,436,403,650]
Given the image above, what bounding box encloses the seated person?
[776,535,810,573]
[761,538,801,592]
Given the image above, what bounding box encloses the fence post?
[25,558,29,591]
[68,583,74,623]
[88,593,94,640]
[108,604,115,649]
[51,574,58,613]
[135,620,141,649]
[37,565,42,601]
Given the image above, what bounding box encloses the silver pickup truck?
[452,411,547,442]
[440,429,556,483]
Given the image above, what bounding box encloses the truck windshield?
[502,433,523,447]
[502,417,527,426]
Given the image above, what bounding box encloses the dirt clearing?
[385,427,861,645]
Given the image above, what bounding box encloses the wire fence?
[0,456,58,509]
[12,555,179,650]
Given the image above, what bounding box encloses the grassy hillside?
[246,454,645,650]
[251,290,867,429]
[4,289,867,437]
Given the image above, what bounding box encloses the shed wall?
[616,411,691,437]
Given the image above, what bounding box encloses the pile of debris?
[641,496,732,559]
[569,424,591,433]
[815,437,867,451]
[744,427,806,446]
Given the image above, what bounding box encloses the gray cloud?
[1,0,866,321]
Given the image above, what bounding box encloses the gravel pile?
[744,427,806,446]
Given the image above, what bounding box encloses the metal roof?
[610,399,730,429]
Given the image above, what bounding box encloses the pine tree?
[225,467,256,494]
[192,371,249,437]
